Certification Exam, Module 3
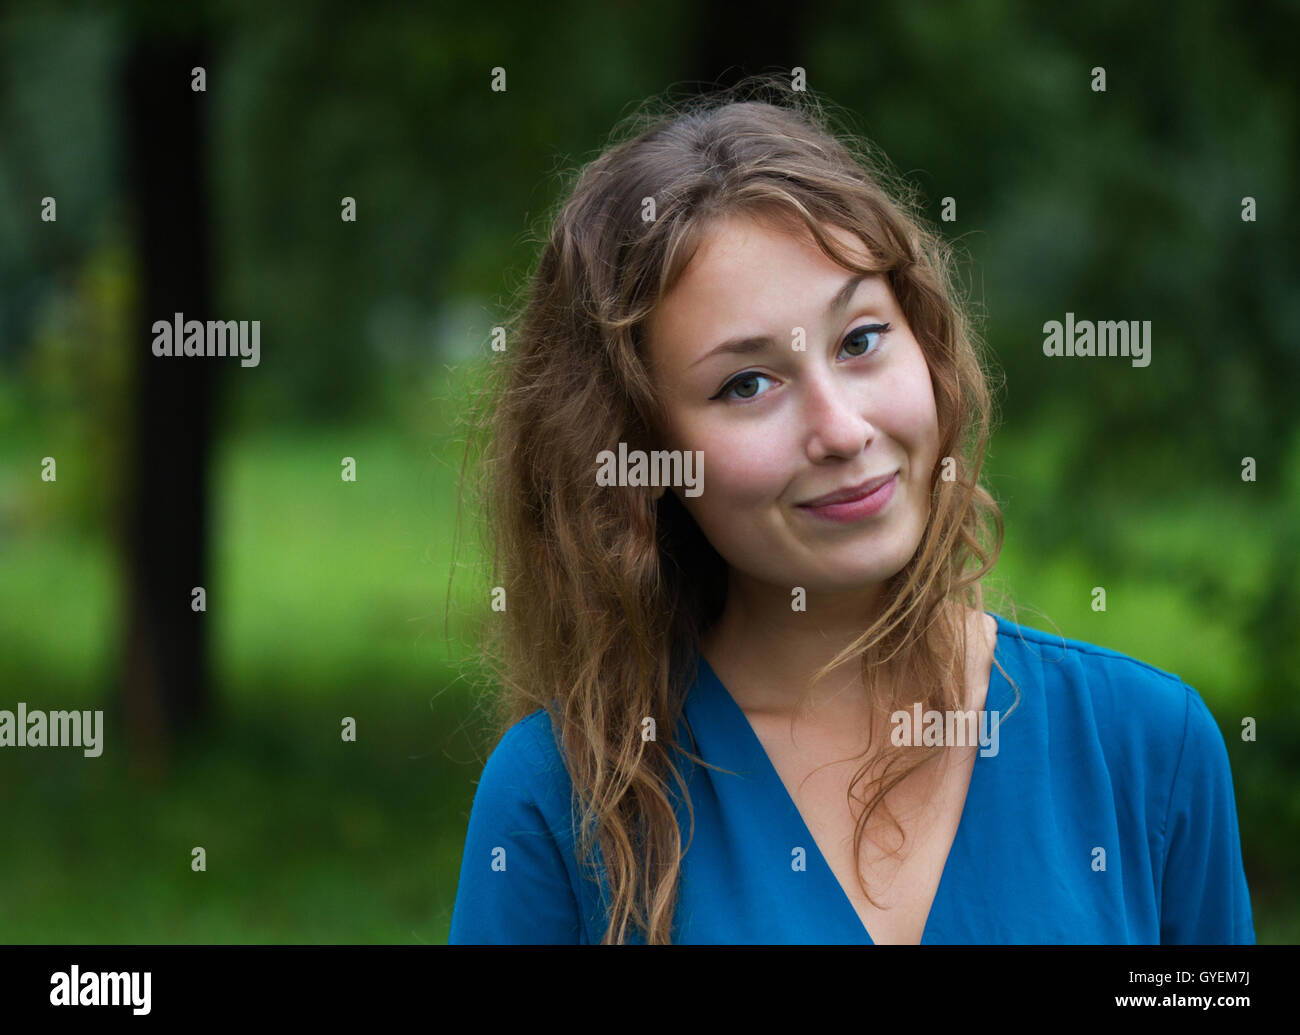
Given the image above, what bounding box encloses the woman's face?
[644,212,941,601]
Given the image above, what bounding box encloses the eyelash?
[710,322,892,402]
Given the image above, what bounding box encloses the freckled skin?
[645,213,941,614]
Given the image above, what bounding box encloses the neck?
[700,570,917,721]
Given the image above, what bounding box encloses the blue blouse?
[447,611,1256,944]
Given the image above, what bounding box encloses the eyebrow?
[689,272,875,369]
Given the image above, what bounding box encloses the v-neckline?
[694,611,1006,945]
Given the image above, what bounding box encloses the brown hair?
[456,73,1019,943]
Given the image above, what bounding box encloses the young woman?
[447,78,1255,945]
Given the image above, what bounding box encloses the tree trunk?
[117,32,216,782]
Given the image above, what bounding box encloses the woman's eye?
[841,322,890,358]
[713,371,775,401]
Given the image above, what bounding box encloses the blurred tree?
[118,26,217,779]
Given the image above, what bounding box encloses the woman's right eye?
[712,371,775,402]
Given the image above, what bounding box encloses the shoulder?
[449,707,588,943]
[992,613,1221,787]
[995,612,1193,723]
[989,616,1252,943]
[474,708,572,814]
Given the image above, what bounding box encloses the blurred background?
[1,0,1296,943]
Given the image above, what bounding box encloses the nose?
[802,370,874,463]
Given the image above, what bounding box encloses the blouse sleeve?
[1158,684,1256,944]
[447,719,584,944]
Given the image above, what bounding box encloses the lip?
[798,470,899,508]
[796,471,899,523]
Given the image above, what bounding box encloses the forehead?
[646,212,879,372]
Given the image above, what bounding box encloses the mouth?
[797,470,899,508]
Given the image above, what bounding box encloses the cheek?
[886,350,941,448]
[694,425,789,509]
[674,423,789,549]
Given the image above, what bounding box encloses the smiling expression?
[644,211,942,601]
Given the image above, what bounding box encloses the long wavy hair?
[455,73,1020,944]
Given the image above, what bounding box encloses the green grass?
[0,415,502,943]
[0,677,482,942]
[210,423,488,696]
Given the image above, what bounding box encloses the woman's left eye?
[840,322,890,358]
